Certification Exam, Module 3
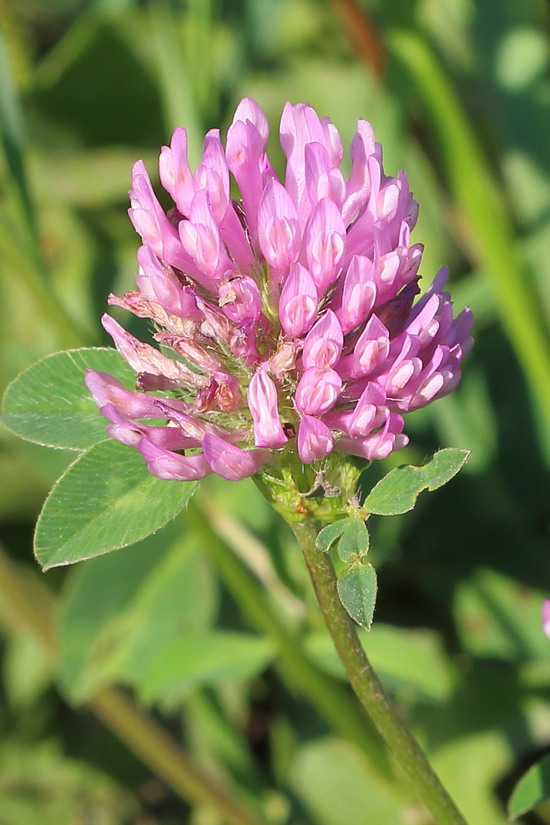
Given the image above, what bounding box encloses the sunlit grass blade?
[0,35,84,348]
[185,0,215,123]
[0,33,39,261]
[389,30,550,458]
[148,0,203,162]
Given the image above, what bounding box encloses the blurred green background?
[1,0,550,823]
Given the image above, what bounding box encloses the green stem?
[187,500,397,787]
[292,519,469,825]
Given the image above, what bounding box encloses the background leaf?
[34,439,196,569]
[288,738,402,825]
[509,753,550,819]
[306,624,453,701]
[454,568,549,662]
[138,631,274,704]
[58,523,218,702]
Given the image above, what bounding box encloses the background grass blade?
[389,29,550,459]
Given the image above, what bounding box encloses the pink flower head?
[89,99,472,482]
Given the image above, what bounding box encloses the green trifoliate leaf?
[364,448,470,516]
[316,519,352,553]
[35,439,196,570]
[509,753,550,819]
[337,519,369,563]
[337,561,377,630]
[316,518,369,563]
[1,348,134,450]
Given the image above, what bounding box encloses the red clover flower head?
[86,99,473,483]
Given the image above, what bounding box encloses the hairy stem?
[292,519,469,825]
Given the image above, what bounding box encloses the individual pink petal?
[129,161,192,272]
[342,155,381,262]
[336,412,408,460]
[280,103,342,224]
[342,120,380,225]
[257,178,301,276]
[135,246,201,321]
[409,372,446,410]
[139,436,212,481]
[101,403,195,450]
[323,382,386,435]
[194,129,230,220]
[297,414,334,463]
[231,97,270,144]
[295,367,342,415]
[101,314,205,387]
[85,370,176,418]
[226,100,273,246]
[218,205,255,274]
[336,255,377,334]
[302,310,343,369]
[347,383,388,437]
[377,179,401,222]
[202,433,268,480]
[337,315,390,380]
[159,127,195,216]
[178,190,232,284]
[219,276,261,323]
[405,267,449,328]
[279,263,318,338]
[374,243,423,305]
[301,198,345,295]
[386,355,422,396]
[247,370,287,448]
[304,143,345,211]
[445,307,474,352]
